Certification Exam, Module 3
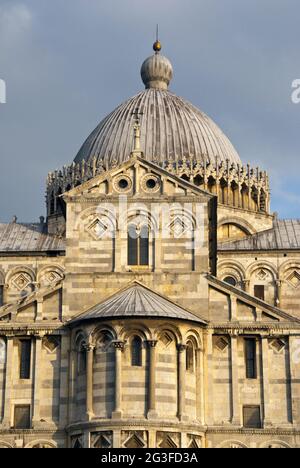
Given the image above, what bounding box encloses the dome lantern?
[140,41,173,91]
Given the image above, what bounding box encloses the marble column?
[237,183,242,209]
[196,347,205,424]
[230,334,241,426]
[204,331,214,426]
[2,336,14,428]
[288,335,300,425]
[243,279,250,294]
[32,335,42,427]
[276,280,282,307]
[85,343,95,421]
[67,330,77,425]
[147,340,158,419]
[177,344,187,421]
[112,341,125,419]
[261,336,272,427]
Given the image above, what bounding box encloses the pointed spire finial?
[153,24,162,53]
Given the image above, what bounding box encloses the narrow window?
[254,285,265,301]
[14,405,31,429]
[128,225,149,266]
[128,225,138,265]
[78,347,86,375]
[131,336,142,367]
[19,340,31,379]
[49,192,55,215]
[186,342,194,372]
[245,338,257,379]
[243,405,261,428]
[139,225,149,266]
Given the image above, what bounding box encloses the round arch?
[154,323,182,344]
[126,207,159,233]
[25,440,57,449]
[246,261,278,281]
[260,440,291,449]
[218,440,248,449]
[119,322,152,343]
[91,324,117,344]
[0,441,14,448]
[183,329,203,350]
[6,266,36,286]
[37,265,65,285]
[279,260,300,278]
[218,217,256,236]
[75,206,118,231]
[218,260,246,283]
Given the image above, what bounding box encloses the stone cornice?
[210,323,300,332]
[0,323,66,335]
[66,418,207,434]
[206,427,300,436]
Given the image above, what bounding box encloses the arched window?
[186,342,194,372]
[128,225,149,266]
[131,336,142,367]
[49,192,55,215]
[56,188,66,216]
[193,175,203,187]
[224,276,237,287]
[77,345,86,375]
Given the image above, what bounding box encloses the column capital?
[146,340,158,348]
[177,343,187,353]
[33,332,44,339]
[112,340,126,351]
[83,343,96,352]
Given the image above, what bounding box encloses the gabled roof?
[0,223,65,253]
[64,154,215,200]
[69,281,207,325]
[219,220,300,251]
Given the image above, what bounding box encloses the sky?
[0,0,300,222]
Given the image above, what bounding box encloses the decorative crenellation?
[46,155,270,216]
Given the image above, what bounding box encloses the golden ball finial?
[153,40,162,53]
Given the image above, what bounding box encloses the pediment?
[63,155,214,201]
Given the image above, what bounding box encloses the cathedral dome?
[74,44,241,167]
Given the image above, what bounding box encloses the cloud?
[0,3,32,45]
[0,0,300,221]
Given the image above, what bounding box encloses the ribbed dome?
[75,44,241,167]
[75,89,241,166]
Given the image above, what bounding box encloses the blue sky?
[0,0,300,221]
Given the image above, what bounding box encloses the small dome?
[141,47,173,90]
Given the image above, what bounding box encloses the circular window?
[118,179,129,190]
[142,174,160,193]
[113,175,132,193]
[146,178,157,190]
